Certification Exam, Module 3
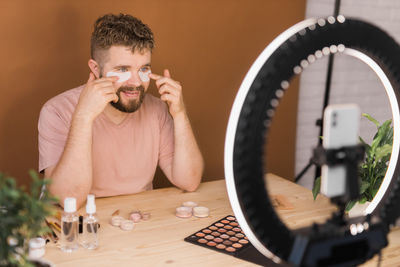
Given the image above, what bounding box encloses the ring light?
[224,16,400,265]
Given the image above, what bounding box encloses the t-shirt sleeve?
[158,103,174,180]
[38,104,69,173]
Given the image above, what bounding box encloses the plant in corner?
[0,170,57,267]
[312,113,393,211]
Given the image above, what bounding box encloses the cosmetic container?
[28,237,46,259]
[82,194,99,249]
[61,197,79,252]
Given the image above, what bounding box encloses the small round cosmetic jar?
[129,212,142,223]
[111,216,124,227]
[120,220,135,231]
[141,212,151,221]
[28,237,46,259]
[193,206,209,218]
[175,206,192,218]
[182,201,198,210]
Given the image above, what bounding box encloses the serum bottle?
[61,197,79,252]
[82,194,99,249]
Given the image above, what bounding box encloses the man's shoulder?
[43,85,83,110]
[39,85,84,123]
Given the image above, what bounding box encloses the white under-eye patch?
[106,71,132,83]
[138,70,151,82]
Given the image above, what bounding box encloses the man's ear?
[88,59,101,79]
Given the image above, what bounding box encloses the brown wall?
[0,0,306,188]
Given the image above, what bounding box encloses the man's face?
[100,46,152,113]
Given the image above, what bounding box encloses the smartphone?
[321,104,360,198]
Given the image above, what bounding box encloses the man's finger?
[160,93,173,103]
[149,73,162,80]
[105,92,119,103]
[164,69,171,78]
[106,76,119,82]
[155,77,182,90]
[159,85,179,97]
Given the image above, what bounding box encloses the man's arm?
[150,70,204,191]
[44,73,118,208]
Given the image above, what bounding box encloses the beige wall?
[0,0,306,188]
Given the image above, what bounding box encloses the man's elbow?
[185,167,203,192]
[49,184,88,209]
[185,181,200,192]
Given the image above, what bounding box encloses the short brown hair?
[90,13,154,63]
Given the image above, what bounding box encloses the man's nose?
[126,71,142,87]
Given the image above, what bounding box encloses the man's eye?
[140,67,151,73]
[119,67,128,72]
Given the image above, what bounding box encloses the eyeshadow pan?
[227,216,235,221]
[198,238,207,244]
[216,244,226,249]
[233,227,241,232]
[223,240,233,246]
[217,228,227,233]
[221,220,229,224]
[205,235,214,240]
[224,225,233,230]
[202,229,212,234]
[235,233,244,238]
[214,237,223,243]
[196,232,205,237]
[209,226,218,230]
[226,247,236,252]
[211,232,221,237]
[215,223,224,227]
[229,237,239,242]
[232,243,243,248]
[239,239,249,244]
[220,234,229,239]
[207,241,217,247]
[229,222,239,226]
[227,231,235,236]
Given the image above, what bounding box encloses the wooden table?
[43,174,400,266]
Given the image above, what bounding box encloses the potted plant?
[312,113,393,212]
[0,170,57,267]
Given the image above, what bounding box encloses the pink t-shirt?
[38,85,174,197]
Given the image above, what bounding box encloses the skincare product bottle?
[61,197,79,252]
[82,194,99,249]
[28,237,46,259]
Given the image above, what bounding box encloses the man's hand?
[149,69,185,118]
[75,73,119,121]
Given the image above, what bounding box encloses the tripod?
[295,0,342,184]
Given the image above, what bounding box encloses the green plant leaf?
[375,144,392,163]
[359,195,368,204]
[345,200,357,211]
[0,170,56,266]
[312,176,321,200]
[362,113,380,128]
[360,180,370,194]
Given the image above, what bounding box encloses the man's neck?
[103,104,129,125]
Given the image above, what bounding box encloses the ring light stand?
[224,16,400,266]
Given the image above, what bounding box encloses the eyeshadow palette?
[184,215,284,266]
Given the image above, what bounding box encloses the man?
[38,13,204,208]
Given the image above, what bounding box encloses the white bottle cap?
[64,197,77,213]
[86,194,96,214]
[29,237,46,249]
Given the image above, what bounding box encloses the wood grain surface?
[43,174,400,266]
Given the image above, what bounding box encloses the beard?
[111,85,146,113]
